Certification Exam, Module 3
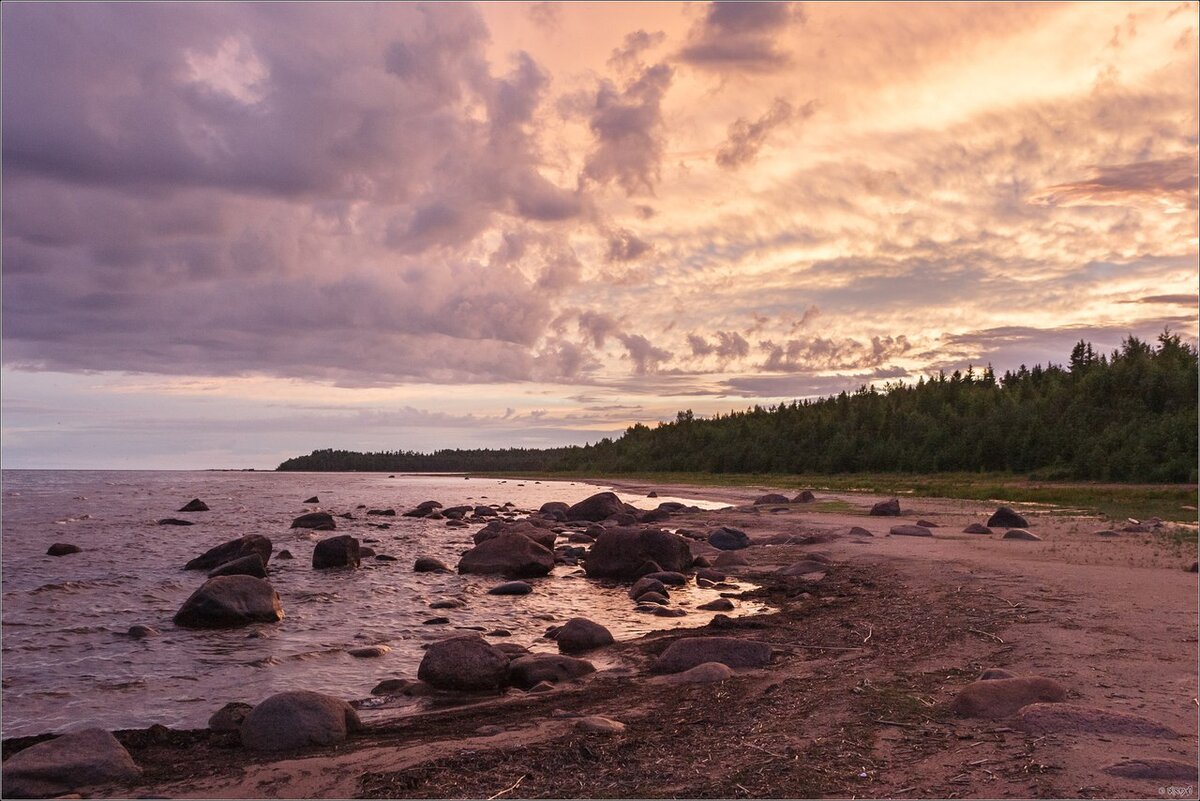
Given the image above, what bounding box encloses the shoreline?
[3,479,1196,798]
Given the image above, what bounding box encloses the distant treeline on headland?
[277,334,1198,483]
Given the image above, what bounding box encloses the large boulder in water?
[312,535,360,569]
[987,506,1028,528]
[473,520,557,551]
[1,728,142,797]
[707,526,750,550]
[869,498,901,516]
[652,637,772,673]
[291,511,336,530]
[564,492,626,522]
[178,498,209,512]
[185,534,272,571]
[508,653,596,689]
[240,690,361,751]
[417,635,510,691]
[402,500,443,518]
[47,543,81,556]
[173,575,283,629]
[584,527,692,580]
[555,618,614,654]
[457,532,554,578]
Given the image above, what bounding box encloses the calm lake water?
[1,470,755,738]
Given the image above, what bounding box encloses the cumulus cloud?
[608,29,666,74]
[688,330,750,360]
[582,62,673,196]
[577,311,621,348]
[679,1,804,72]
[716,98,813,169]
[617,333,673,374]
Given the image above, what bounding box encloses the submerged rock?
[157,518,194,526]
[488,580,533,596]
[240,690,361,751]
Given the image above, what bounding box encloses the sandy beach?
[4,478,1196,799]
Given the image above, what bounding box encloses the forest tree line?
[277,333,1198,483]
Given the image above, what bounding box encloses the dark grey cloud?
[679,1,804,72]
[583,63,673,196]
[577,311,621,348]
[716,98,813,169]
[1121,294,1196,305]
[689,330,750,360]
[617,334,673,374]
[0,4,595,385]
[722,371,892,400]
[1034,155,1198,209]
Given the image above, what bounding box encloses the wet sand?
[4,479,1196,799]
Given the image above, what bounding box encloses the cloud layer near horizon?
[2,1,1197,467]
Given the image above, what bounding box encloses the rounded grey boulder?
[555,618,614,654]
[207,553,267,579]
[987,506,1028,528]
[707,526,750,550]
[185,534,273,571]
[312,534,360,569]
[240,690,361,751]
[173,575,283,629]
[1,728,142,797]
[290,511,336,530]
[417,635,510,691]
[869,498,901,516]
[564,492,628,521]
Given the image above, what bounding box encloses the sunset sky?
[2,1,1197,469]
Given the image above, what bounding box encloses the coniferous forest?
[277,334,1199,483]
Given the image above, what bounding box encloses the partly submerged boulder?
[312,535,360,569]
[417,635,510,691]
[584,527,692,579]
[291,511,336,530]
[185,534,273,571]
[457,532,554,578]
[47,543,81,556]
[555,618,614,654]
[178,498,209,512]
[240,690,361,751]
[473,520,557,551]
[173,575,283,629]
[207,553,267,579]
